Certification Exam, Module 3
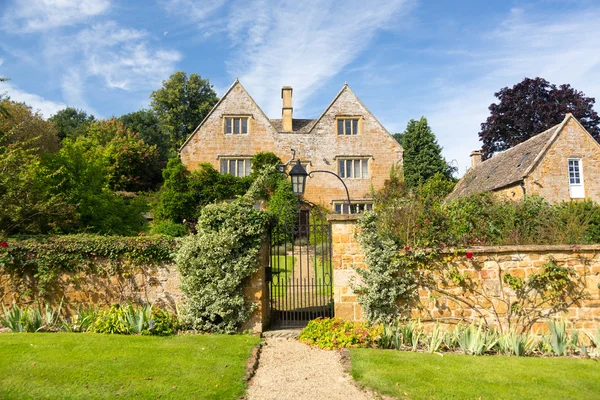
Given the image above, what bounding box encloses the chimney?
[282,86,293,132]
[470,150,482,168]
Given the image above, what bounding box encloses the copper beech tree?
[479,77,600,160]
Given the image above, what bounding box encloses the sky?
[1,0,600,176]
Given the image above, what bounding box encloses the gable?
[179,80,276,152]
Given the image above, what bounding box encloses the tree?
[479,77,600,159]
[392,133,405,147]
[0,100,61,154]
[150,72,219,149]
[0,77,10,118]
[49,107,95,140]
[402,117,449,188]
[119,109,171,161]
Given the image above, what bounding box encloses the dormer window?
[225,117,248,134]
[337,118,360,135]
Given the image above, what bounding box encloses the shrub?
[175,167,273,333]
[299,318,382,349]
[143,308,179,336]
[1,302,63,332]
[152,220,188,237]
[88,304,131,334]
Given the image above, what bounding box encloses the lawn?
[0,333,260,399]
[350,349,600,400]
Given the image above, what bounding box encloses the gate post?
[327,214,365,322]
[241,239,271,333]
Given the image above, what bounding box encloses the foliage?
[151,220,188,237]
[78,118,162,191]
[150,71,219,149]
[0,78,9,118]
[155,159,252,225]
[48,107,95,140]
[175,167,274,333]
[402,117,453,187]
[144,308,180,336]
[0,235,177,296]
[119,109,171,161]
[39,138,149,235]
[298,318,382,349]
[479,77,600,159]
[392,132,404,147]
[61,305,99,332]
[87,303,179,336]
[0,333,260,399]
[0,100,61,154]
[88,304,131,334]
[0,302,62,332]
[352,212,419,323]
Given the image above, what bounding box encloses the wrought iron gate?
[267,203,334,328]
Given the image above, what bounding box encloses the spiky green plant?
[456,322,498,355]
[547,319,569,356]
[426,323,445,353]
[1,304,26,332]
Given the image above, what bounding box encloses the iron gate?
[267,203,334,328]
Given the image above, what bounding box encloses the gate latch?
[265,266,272,282]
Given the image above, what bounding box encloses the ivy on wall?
[0,235,178,297]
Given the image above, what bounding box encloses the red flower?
[466,252,473,259]
[0,242,7,248]
[405,246,411,252]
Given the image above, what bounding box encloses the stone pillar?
[327,214,365,321]
[241,240,270,333]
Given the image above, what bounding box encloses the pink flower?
[466,252,473,259]
[405,246,411,252]
[0,242,7,248]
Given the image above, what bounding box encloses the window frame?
[336,116,361,136]
[337,157,370,179]
[333,202,373,215]
[223,116,250,135]
[568,158,585,198]
[219,157,253,177]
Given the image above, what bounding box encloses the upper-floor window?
[220,158,252,177]
[338,158,369,179]
[337,118,360,135]
[225,117,248,134]
[568,159,585,198]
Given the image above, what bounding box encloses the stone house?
[179,80,403,213]
[448,114,600,203]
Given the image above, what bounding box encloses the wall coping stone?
[327,214,360,221]
[453,244,600,254]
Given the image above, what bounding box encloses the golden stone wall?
[329,215,600,331]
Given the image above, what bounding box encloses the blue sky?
[1,0,600,175]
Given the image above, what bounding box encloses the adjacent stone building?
[179,80,403,212]
[448,114,600,203]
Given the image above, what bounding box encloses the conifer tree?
[402,117,448,188]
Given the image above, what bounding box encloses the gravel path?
[247,337,374,400]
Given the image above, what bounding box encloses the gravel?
[246,337,374,400]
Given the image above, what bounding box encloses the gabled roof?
[179,79,277,151]
[447,114,576,201]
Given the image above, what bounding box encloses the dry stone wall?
[329,215,600,331]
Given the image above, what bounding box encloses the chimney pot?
[282,86,293,132]
[470,150,482,168]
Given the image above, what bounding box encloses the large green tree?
[0,78,10,118]
[402,117,449,188]
[0,100,61,154]
[119,109,171,161]
[49,107,95,140]
[150,72,219,149]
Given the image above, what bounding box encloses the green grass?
[0,333,260,399]
[350,349,600,400]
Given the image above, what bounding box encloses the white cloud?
[2,0,111,32]
[0,81,66,118]
[162,0,227,22]
[60,68,99,116]
[228,0,410,116]
[424,8,600,176]
[73,21,182,92]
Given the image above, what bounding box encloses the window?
[337,118,360,135]
[568,159,585,198]
[338,158,369,179]
[334,202,373,215]
[220,158,252,177]
[224,117,248,134]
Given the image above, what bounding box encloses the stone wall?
[0,244,271,333]
[329,215,600,331]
